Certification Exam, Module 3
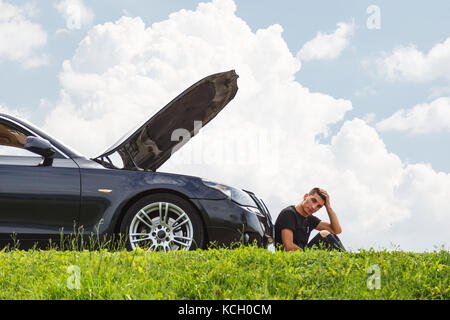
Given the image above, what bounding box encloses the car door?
[0,120,81,247]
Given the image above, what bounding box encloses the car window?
[0,123,35,157]
[0,123,27,147]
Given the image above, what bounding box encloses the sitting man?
[274,188,345,251]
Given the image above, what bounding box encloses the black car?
[0,70,274,251]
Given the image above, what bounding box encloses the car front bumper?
[193,195,274,248]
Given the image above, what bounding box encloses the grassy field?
[0,245,448,300]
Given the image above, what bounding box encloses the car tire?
[120,193,205,251]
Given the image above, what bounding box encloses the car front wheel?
[120,194,204,252]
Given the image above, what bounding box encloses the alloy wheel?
[128,201,194,251]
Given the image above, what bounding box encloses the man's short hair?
[309,187,326,202]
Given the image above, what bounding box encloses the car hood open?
[94,70,239,171]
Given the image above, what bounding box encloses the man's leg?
[307,230,345,251]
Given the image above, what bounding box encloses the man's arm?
[316,189,342,234]
[316,209,342,234]
[281,229,303,251]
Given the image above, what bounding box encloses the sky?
[0,0,449,252]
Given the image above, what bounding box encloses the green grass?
[0,245,448,300]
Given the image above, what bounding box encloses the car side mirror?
[24,136,55,166]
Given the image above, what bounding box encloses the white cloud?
[296,20,356,61]
[376,97,450,134]
[371,37,450,82]
[324,119,450,251]
[5,0,447,251]
[0,0,48,68]
[327,119,408,231]
[55,0,94,31]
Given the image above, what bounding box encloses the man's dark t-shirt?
[274,206,321,250]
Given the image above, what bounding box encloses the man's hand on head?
[319,188,331,209]
[316,188,342,234]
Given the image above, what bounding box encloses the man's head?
[300,188,326,216]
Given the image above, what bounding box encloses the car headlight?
[246,205,265,218]
[201,179,257,208]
